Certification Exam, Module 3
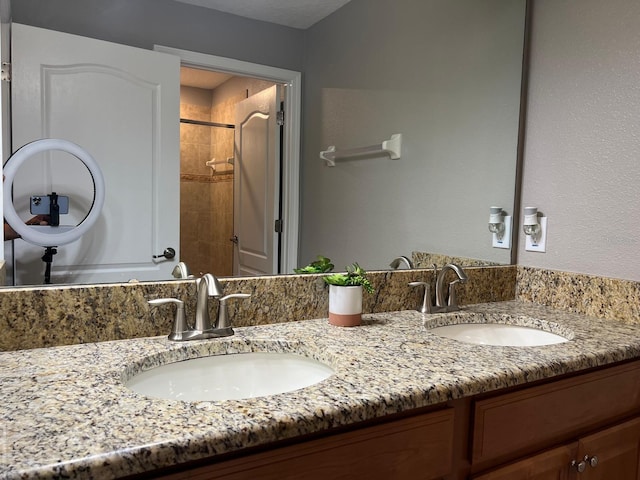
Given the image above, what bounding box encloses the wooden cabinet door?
[580,417,640,480]
[472,362,640,470]
[473,443,576,480]
[157,409,454,480]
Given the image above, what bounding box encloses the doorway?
[155,46,301,277]
[178,67,278,277]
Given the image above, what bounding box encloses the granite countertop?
[2,300,640,479]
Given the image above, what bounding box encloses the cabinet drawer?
[472,361,640,468]
[472,443,576,480]
[160,408,455,480]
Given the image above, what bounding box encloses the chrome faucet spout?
[435,263,468,309]
[389,256,414,269]
[194,273,224,331]
[171,261,192,279]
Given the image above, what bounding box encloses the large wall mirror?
[2,0,527,287]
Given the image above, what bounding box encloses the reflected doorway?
[155,45,302,277]
[178,67,280,277]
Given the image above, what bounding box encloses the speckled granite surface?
[2,300,640,479]
[517,266,640,324]
[412,251,503,268]
[0,266,516,351]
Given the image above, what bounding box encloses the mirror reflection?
[3,0,526,286]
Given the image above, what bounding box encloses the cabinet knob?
[571,459,587,473]
[589,455,599,467]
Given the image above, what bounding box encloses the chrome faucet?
[171,261,192,279]
[435,263,468,311]
[194,273,224,332]
[389,255,414,269]
[149,273,251,341]
[409,263,467,314]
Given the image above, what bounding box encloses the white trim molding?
[154,45,301,275]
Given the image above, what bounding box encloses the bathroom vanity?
[152,361,640,479]
[2,301,640,479]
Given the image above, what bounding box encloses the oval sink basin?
[125,352,334,401]
[429,323,569,347]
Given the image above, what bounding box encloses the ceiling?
[173,0,353,29]
[180,67,232,89]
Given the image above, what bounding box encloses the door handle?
[230,235,238,244]
[153,247,176,259]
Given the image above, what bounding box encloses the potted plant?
[324,263,374,327]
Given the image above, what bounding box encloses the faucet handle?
[216,293,251,331]
[148,298,189,341]
[408,282,433,314]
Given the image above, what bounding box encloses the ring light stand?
[3,139,105,283]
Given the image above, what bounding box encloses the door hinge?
[276,110,284,126]
[1,62,10,82]
[274,219,283,233]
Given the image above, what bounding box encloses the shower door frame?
[154,45,301,275]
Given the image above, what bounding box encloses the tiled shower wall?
[179,88,234,277]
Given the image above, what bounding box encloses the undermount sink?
[427,314,572,347]
[125,352,334,401]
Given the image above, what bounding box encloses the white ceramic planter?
[328,285,363,327]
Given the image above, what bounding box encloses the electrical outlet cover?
[492,215,511,249]
[525,217,547,252]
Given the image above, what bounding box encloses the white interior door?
[9,23,180,285]
[0,20,10,267]
[233,85,281,276]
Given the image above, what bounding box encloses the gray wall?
[519,0,640,281]
[11,0,304,72]
[300,0,526,269]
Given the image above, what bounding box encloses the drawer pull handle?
[589,455,599,468]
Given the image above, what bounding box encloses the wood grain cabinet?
[155,408,455,480]
[471,361,640,480]
[473,416,640,480]
[143,361,640,480]
[575,416,640,479]
[472,443,575,480]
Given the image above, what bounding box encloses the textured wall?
[519,0,640,281]
[301,0,526,270]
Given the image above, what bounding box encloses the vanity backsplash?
[517,266,640,324]
[2,264,635,351]
[0,266,516,351]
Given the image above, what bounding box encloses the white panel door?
[10,23,180,285]
[233,85,281,276]
[0,20,10,265]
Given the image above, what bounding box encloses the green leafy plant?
[294,255,335,274]
[323,263,374,293]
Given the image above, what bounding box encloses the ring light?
[3,139,105,247]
